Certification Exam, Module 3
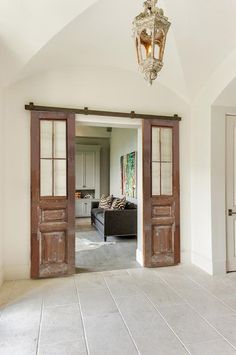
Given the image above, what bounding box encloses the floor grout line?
[73,276,90,355]
[126,270,191,354]
[36,293,44,355]
[152,269,236,352]
[103,274,141,355]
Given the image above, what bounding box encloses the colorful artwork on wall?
[120,151,137,198]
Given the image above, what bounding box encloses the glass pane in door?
[41,159,53,196]
[152,126,173,196]
[40,121,53,158]
[54,121,66,159]
[161,128,172,162]
[54,160,67,196]
[40,120,67,197]
[161,163,172,195]
[152,162,160,195]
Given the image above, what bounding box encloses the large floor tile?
[186,339,236,355]
[83,312,138,355]
[79,286,118,316]
[38,341,87,355]
[0,294,42,354]
[181,287,232,320]
[104,273,141,298]
[43,278,77,307]
[143,287,185,309]
[159,304,219,345]
[75,273,106,291]
[39,304,86,348]
[217,295,236,311]
[208,314,236,347]
[155,268,202,293]
[0,339,37,355]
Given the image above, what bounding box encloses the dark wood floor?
[75,218,140,273]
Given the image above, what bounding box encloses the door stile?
[31,112,40,278]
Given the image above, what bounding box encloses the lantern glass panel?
[141,44,146,61]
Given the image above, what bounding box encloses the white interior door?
[226,115,236,271]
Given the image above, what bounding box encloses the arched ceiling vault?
[0,0,99,86]
[1,0,236,104]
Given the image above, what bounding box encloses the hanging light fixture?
[133,0,171,85]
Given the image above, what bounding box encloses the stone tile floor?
[1,265,236,354]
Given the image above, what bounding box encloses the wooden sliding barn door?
[143,119,180,267]
[31,111,75,279]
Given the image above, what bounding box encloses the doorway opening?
[74,123,141,273]
[29,107,181,279]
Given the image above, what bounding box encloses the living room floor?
[1,265,236,354]
[75,218,140,273]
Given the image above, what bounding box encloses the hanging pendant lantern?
[133,0,171,85]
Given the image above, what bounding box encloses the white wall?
[0,92,4,285]
[76,125,111,138]
[2,66,191,279]
[110,128,137,201]
[190,102,213,273]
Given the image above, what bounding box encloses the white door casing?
[226,115,236,271]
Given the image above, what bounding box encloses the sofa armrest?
[91,201,99,209]
[104,209,137,236]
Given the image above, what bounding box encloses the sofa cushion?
[111,196,126,210]
[99,194,113,209]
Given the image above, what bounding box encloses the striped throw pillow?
[111,197,126,210]
[99,194,113,209]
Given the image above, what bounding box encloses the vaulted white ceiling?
[1,0,236,102]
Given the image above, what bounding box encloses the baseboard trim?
[191,252,213,275]
[4,264,30,280]
[191,251,227,275]
[136,248,144,266]
[213,258,227,275]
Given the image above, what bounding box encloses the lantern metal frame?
[133,0,171,85]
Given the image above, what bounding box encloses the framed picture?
[120,151,137,198]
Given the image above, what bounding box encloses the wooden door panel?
[152,205,172,217]
[42,209,66,222]
[31,111,75,279]
[143,119,180,267]
[41,232,66,263]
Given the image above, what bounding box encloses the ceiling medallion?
[133,0,171,85]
